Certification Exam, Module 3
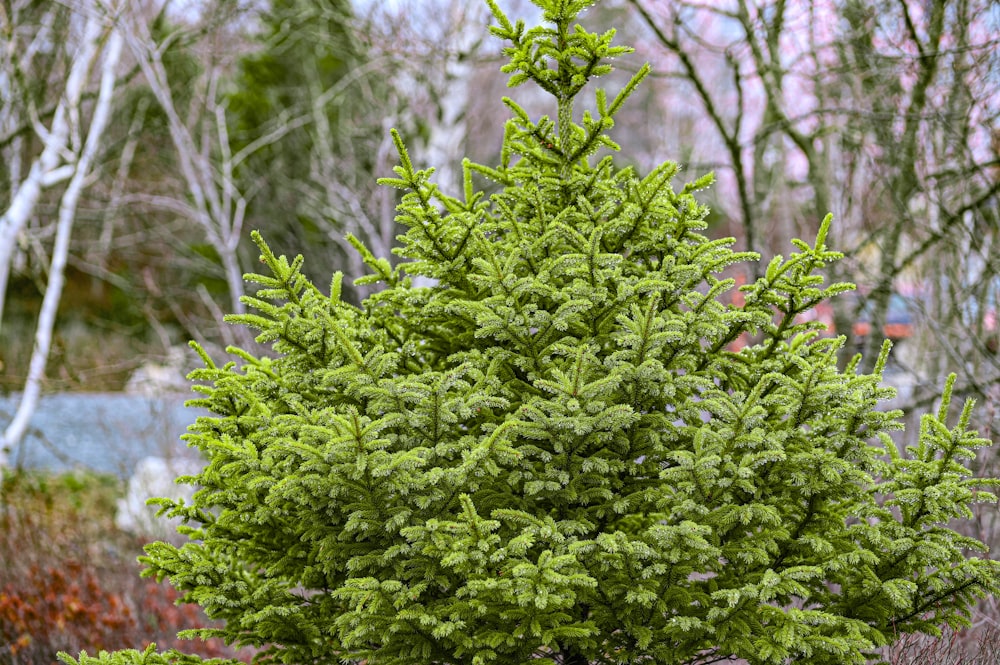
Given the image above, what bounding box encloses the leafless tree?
[623,0,999,432]
[1,0,126,463]
[118,2,259,323]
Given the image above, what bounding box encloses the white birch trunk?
[421,2,484,194]
[1,8,123,466]
[0,6,103,335]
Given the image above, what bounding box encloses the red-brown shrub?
[0,470,249,665]
[0,562,134,663]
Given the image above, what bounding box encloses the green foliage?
[70,1,999,664]
[228,0,355,130]
[60,645,239,665]
[226,0,374,283]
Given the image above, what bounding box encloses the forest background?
[2,0,999,455]
[0,0,999,659]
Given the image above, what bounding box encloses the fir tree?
[63,1,999,664]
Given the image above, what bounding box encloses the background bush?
[0,470,250,664]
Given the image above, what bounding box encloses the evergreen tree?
[228,0,360,196]
[63,1,999,664]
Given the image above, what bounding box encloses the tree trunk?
[1,12,122,464]
[0,4,99,336]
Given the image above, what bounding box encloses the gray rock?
[115,455,203,543]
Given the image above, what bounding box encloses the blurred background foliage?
[0,0,997,433]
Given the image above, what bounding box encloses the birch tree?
[0,1,104,332]
[0,0,126,463]
[118,0,396,323]
[118,3,254,324]
[227,0,504,299]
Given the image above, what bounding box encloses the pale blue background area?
[0,393,204,477]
